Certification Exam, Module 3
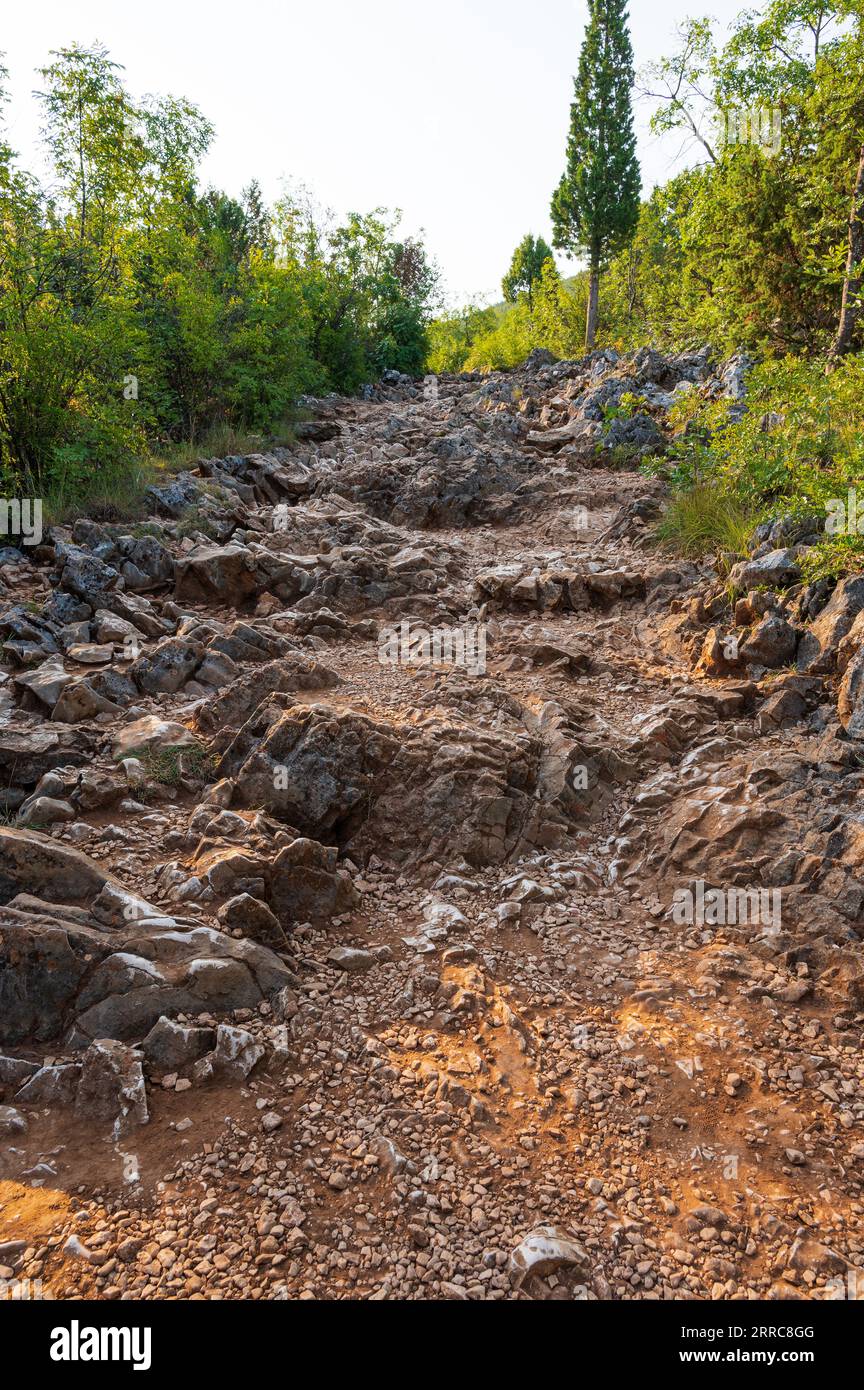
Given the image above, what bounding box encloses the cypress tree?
[551,0,641,349]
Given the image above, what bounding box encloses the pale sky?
[2,0,747,304]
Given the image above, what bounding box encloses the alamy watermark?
[50,1321,151,1370]
[690,1145,740,1181]
[671,879,781,931]
[378,618,487,677]
[0,497,43,546]
[826,488,864,536]
[0,1276,43,1300]
[712,105,782,157]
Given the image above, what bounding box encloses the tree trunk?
[585,260,600,351]
[829,143,864,365]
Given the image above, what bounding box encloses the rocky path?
[1,349,863,1301]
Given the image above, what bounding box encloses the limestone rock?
[509,1225,590,1285]
[193,1023,264,1082]
[75,1038,148,1129]
[174,545,261,605]
[217,893,286,946]
[0,1105,27,1135]
[728,548,801,591]
[140,1016,216,1072]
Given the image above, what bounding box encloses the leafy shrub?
[650,355,864,575]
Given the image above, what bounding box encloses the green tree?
[242,179,273,257]
[831,143,864,359]
[275,196,438,389]
[636,3,864,354]
[0,45,147,493]
[551,0,641,349]
[502,234,554,309]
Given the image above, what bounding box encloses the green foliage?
[464,300,537,371]
[275,197,437,391]
[668,356,864,507]
[502,234,555,308]
[427,1,864,421]
[531,260,590,357]
[629,6,864,355]
[800,532,864,581]
[427,262,590,374]
[426,304,500,373]
[0,45,439,510]
[652,353,864,576]
[602,390,648,422]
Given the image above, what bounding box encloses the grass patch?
[654,484,759,561]
[607,442,643,469]
[649,356,864,580]
[41,456,160,529]
[136,742,217,788]
[799,533,864,584]
[37,417,298,530]
[175,510,221,541]
[127,520,169,541]
[152,419,297,476]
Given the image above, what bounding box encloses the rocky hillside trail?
[2,347,864,1302]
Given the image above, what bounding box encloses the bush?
[649,355,864,576]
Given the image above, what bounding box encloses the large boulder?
[509,1226,591,1286]
[70,524,174,591]
[113,715,198,759]
[269,838,358,923]
[603,412,664,455]
[174,545,261,605]
[55,545,120,605]
[0,1105,27,1135]
[195,655,340,734]
[0,826,113,905]
[140,1016,216,1071]
[0,728,94,789]
[526,418,602,455]
[130,637,205,694]
[192,1023,264,1083]
[13,660,73,713]
[15,1063,80,1105]
[217,697,593,867]
[217,892,287,944]
[739,612,798,668]
[839,645,864,738]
